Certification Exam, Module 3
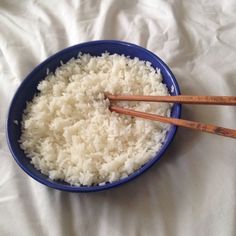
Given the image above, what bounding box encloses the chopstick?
[106,94,236,105]
[110,106,236,139]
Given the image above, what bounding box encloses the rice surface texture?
[20,53,171,186]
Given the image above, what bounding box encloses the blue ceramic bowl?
[6,40,181,192]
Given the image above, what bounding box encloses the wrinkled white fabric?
[0,0,236,235]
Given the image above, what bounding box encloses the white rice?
[20,53,171,186]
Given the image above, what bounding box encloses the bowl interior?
[6,40,181,192]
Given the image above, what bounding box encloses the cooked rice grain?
[20,53,171,186]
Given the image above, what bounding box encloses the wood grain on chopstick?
[107,94,236,105]
[110,105,236,139]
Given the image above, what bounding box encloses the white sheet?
[1,0,236,235]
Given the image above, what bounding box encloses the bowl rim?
[6,40,181,192]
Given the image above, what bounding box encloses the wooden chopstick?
[110,105,236,139]
[106,94,236,105]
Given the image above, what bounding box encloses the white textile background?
[0,0,236,235]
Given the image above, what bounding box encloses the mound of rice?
[20,53,171,186]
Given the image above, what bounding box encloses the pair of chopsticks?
[106,94,236,139]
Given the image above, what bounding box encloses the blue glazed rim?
[6,40,181,192]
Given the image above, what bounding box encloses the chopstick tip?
[104,92,111,100]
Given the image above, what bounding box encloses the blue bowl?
[6,40,181,192]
